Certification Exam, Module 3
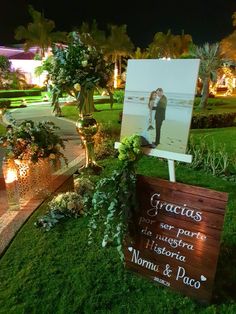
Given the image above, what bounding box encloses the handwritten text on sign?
[124,175,228,303]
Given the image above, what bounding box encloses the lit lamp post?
[2,159,20,210]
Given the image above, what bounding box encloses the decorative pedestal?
[76,115,102,174]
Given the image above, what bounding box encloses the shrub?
[0,100,11,108]
[94,123,119,159]
[0,90,41,98]
[191,112,236,128]
[114,89,125,104]
[185,136,236,179]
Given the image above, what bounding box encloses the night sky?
[1,0,236,48]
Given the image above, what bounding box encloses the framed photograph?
[120,59,200,154]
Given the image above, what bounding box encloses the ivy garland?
[88,134,142,259]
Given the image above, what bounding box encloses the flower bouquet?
[35,192,85,231]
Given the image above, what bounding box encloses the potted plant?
[0,119,67,201]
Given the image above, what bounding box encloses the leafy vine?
[88,134,142,259]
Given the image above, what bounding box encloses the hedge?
[191,112,236,129]
[0,100,11,108]
[0,90,41,98]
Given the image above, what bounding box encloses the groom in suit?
[152,88,167,147]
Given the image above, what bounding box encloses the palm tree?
[103,25,134,88]
[76,20,106,50]
[132,47,149,59]
[220,12,236,61]
[9,69,28,90]
[15,5,67,58]
[191,43,224,109]
[148,30,192,58]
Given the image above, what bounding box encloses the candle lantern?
[2,159,20,210]
[14,159,33,205]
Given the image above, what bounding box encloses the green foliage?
[34,192,85,231]
[94,122,118,159]
[148,30,192,58]
[186,135,236,179]
[191,112,236,128]
[9,69,28,90]
[14,5,67,57]
[0,100,11,108]
[88,134,142,259]
[190,43,227,109]
[0,55,11,89]
[0,55,11,72]
[113,89,125,103]
[118,134,142,162]
[0,90,41,98]
[0,119,67,163]
[48,32,112,114]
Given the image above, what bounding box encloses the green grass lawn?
[1,99,236,313]
[190,127,236,156]
[194,96,236,114]
[62,103,123,122]
[0,158,236,313]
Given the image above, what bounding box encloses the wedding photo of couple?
[120,59,200,155]
[144,87,167,148]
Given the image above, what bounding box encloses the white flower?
[67,201,76,210]
[54,194,64,202]
[81,60,88,67]
[74,83,81,91]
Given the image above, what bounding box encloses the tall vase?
[76,114,102,174]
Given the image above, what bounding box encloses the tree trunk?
[107,87,114,109]
[52,90,62,116]
[199,78,210,109]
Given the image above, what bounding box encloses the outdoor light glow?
[10,59,47,86]
[114,65,118,89]
[5,169,18,184]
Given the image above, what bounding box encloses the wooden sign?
[124,175,228,303]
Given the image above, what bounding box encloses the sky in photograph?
[1,0,236,48]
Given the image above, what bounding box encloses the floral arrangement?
[46,32,112,115]
[35,191,85,231]
[118,134,142,163]
[0,119,68,164]
[88,134,142,259]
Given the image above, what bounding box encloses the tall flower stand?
[76,114,102,174]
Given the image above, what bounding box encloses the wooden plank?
[124,175,228,303]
